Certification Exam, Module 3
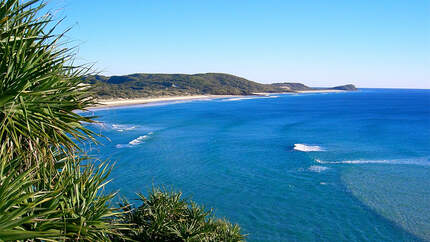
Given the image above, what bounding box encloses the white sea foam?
[112,124,137,132]
[222,97,256,101]
[129,135,148,145]
[221,96,279,102]
[143,100,192,107]
[294,144,324,152]
[316,157,430,166]
[115,132,153,148]
[90,122,107,129]
[308,165,329,173]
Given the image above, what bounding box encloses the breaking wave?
[316,157,430,166]
[294,144,324,152]
[116,132,154,148]
[221,96,279,102]
[112,124,137,132]
[128,135,148,145]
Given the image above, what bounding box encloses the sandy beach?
[295,89,345,93]
[91,90,347,109]
[93,95,241,109]
[254,90,346,95]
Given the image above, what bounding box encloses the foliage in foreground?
[0,0,245,241]
[0,149,128,241]
[115,188,245,242]
[0,0,127,240]
[0,0,96,168]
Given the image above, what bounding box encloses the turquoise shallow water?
[86,89,430,241]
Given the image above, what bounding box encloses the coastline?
[91,90,348,110]
[295,90,346,93]
[253,90,346,95]
[92,95,241,109]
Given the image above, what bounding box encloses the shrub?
[0,0,127,240]
[0,0,97,168]
[115,188,245,242]
[0,148,128,240]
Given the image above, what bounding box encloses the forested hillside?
[85,73,284,98]
[85,73,357,99]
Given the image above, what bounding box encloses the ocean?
[85,89,430,241]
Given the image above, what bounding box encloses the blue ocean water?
[86,89,430,241]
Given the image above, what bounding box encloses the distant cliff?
[331,84,357,91]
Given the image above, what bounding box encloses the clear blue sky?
[50,0,429,88]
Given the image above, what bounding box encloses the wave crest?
[116,132,153,148]
[221,96,279,102]
[112,124,137,132]
[316,157,430,166]
[294,144,324,152]
[129,135,148,145]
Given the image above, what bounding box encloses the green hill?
[85,73,284,99]
[331,84,357,90]
[85,73,357,99]
[271,82,312,91]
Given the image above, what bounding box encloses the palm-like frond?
[0,145,63,241]
[115,188,246,241]
[0,1,245,241]
[0,0,97,166]
[0,1,131,240]
[36,158,129,240]
[0,144,129,241]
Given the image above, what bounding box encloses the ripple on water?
[341,164,430,241]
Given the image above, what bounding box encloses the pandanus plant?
[0,1,245,241]
[0,0,96,167]
[0,0,129,240]
[0,146,130,241]
[116,188,245,241]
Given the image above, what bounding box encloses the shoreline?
[91,90,348,110]
[295,89,346,93]
[92,95,241,109]
[253,89,346,95]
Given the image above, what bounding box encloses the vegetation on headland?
[271,82,312,91]
[330,84,357,91]
[0,0,244,241]
[272,82,357,91]
[85,73,357,99]
[85,73,284,98]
